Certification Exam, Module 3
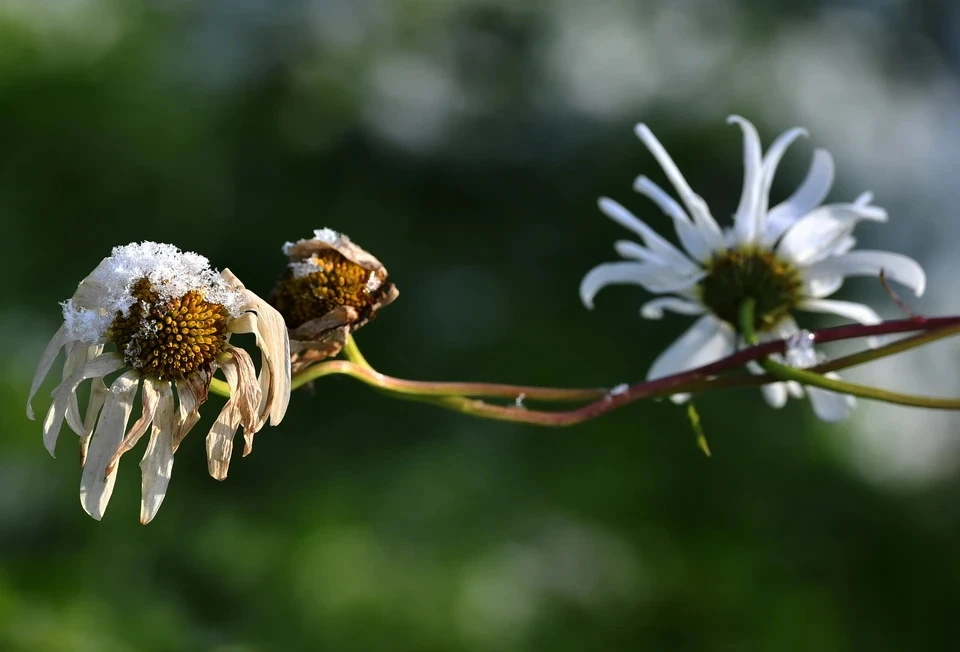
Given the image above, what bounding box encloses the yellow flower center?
[698,246,803,332]
[269,250,387,329]
[110,278,230,380]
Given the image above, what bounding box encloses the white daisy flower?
[580,116,926,422]
[27,242,291,523]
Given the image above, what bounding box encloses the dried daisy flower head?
[270,228,398,372]
[26,242,291,523]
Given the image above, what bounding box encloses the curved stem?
[342,335,373,370]
[292,339,607,402]
[211,315,960,422]
[738,300,960,410]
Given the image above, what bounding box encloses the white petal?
[140,382,176,524]
[761,380,788,408]
[229,283,291,428]
[632,175,691,224]
[26,325,68,420]
[172,375,206,452]
[728,115,764,244]
[613,240,663,265]
[60,342,91,434]
[803,250,925,298]
[580,262,704,309]
[765,149,834,243]
[107,377,165,473]
[43,354,125,457]
[801,270,845,299]
[206,355,243,481]
[806,373,855,422]
[746,360,789,408]
[776,203,887,265]
[633,124,725,249]
[224,346,263,435]
[598,198,700,275]
[639,297,706,320]
[80,377,110,466]
[80,371,140,521]
[633,176,712,262]
[798,298,882,326]
[647,316,735,382]
[759,127,808,213]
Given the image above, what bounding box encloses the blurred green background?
[3,0,960,650]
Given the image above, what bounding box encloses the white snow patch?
[282,227,343,255]
[365,271,382,293]
[61,241,243,343]
[289,258,323,279]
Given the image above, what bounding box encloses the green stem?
[737,299,960,410]
[209,315,960,421]
[210,377,229,398]
[288,334,607,402]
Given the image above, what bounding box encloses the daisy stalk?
[208,315,960,425]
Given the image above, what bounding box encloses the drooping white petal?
[803,250,926,298]
[80,371,140,521]
[797,298,882,326]
[60,342,91,434]
[225,347,263,436]
[776,203,887,265]
[728,115,765,244]
[765,149,835,243]
[206,360,242,481]
[27,325,69,420]
[633,124,726,249]
[633,175,713,262]
[647,316,735,382]
[106,377,164,474]
[80,377,110,466]
[172,374,208,452]
[806,373,855,422]
[139,382,176,525]
[224,272,291,429]
[580,261,705,309]
[43,354,124,457]
[639,297,706,320]
[598,198,700,275]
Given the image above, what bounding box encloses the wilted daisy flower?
[580,116,925,422]
[270,228,398,373]
[26,242,291,523]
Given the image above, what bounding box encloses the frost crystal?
[785,330,819,369]
[312,227,340,244]
[289,259,322,279]
[365,271,382,293]
[282,227,343,255]
[61,241,243,343]
[608,383,629,397]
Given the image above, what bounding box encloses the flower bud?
[269,228,398,372]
